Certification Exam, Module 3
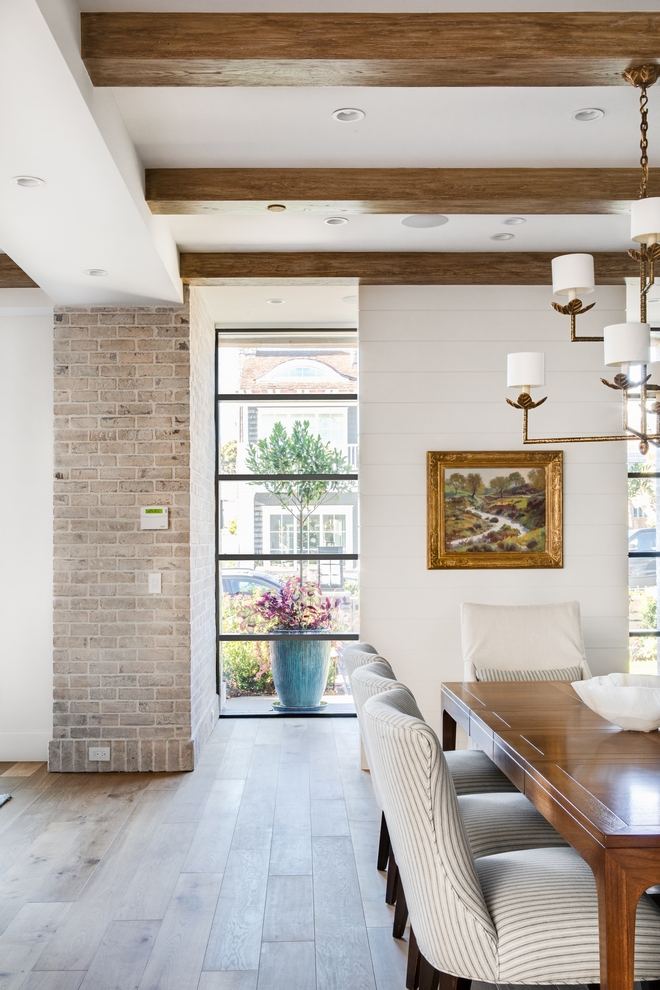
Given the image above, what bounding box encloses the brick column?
[50,290,218,772]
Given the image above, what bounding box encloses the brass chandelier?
[506,64,660,454]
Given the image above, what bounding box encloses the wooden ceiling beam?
[180,252,636,286]
[0,256,38,289]
[146,167,659,216]
[81,12,660,88]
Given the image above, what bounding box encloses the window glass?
[628,440,659,673]
[217,335,359,714]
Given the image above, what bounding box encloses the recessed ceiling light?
[502,217,526,226]
[571,108,604,122]
[267,204,286,212]
[342,295,358,304]
[491,233,515,241]
[84,268,108,276]
[267,298,284,304]
[324,217,348,225]
[12,175,45,187]
[401,215,449,228]
[332,108,365,123]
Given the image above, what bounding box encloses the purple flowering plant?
[238,577,343,632]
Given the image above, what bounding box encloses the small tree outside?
[246,420,354,578]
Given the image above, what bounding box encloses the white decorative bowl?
[572,673,660,731]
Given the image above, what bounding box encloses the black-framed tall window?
[628,441,660,672]
[215,327,360,713]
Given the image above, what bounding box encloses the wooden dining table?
[441,680,660,990]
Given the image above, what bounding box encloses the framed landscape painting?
[427,450,562,569]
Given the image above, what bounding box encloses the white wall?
[359,285,628,733]
[0,310,53,760]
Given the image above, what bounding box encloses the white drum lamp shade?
[551,254,595,296]
[631,197,660,243]
[603,323,650,367]
[507,352,546,388]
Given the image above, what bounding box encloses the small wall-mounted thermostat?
[140,506,169,530]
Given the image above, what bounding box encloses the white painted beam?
[0,0,182,305]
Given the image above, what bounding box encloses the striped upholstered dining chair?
[346,645,518,793]
[363,687,660,990]
[352,662,567,939]
[342,643,383,769]
[461,600,592,682]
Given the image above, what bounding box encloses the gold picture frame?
[427,450,563,569]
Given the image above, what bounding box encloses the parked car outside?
[222,570,283,596]
[629,528,658,588]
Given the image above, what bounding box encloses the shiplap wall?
[359,284,628,733]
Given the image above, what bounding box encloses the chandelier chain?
[623,63,660,199]
[640,83,650,199]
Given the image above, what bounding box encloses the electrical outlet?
[88,747,110,762]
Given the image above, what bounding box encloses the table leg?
[595,852,648,990]
[442,709,457,751]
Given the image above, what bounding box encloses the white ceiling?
[115,86,660,170]
[200,284,358,325]
[3,0,660,306]
[119,81,654,254]
[0,0,182,305]
[166,212,632,253]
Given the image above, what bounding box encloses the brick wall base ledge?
[48,737,195,773]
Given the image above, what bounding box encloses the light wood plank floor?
[0,718,408,990]
[0,720,598,990]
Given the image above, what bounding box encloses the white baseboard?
[0,732,50,762]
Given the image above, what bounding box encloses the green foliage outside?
[628,462,656,511]
[221,439,237,474]
[222,639,274,695]
[221,592,274,695]
[629,588,659,673]
[246,421,354,573]
[641,589,658,629]
[444,469,546,553]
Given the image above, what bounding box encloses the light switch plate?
[89,747,110,762]
[140,506,168,530]
[148,573,162,594]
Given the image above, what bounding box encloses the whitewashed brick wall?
[50,291,218,772]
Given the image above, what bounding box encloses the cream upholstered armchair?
[461,601,591,682]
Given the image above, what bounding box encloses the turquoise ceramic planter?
[270,635,331,709]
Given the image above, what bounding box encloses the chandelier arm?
[623,426,660,449]
[571,331,604,342]
[515,400,660,446]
